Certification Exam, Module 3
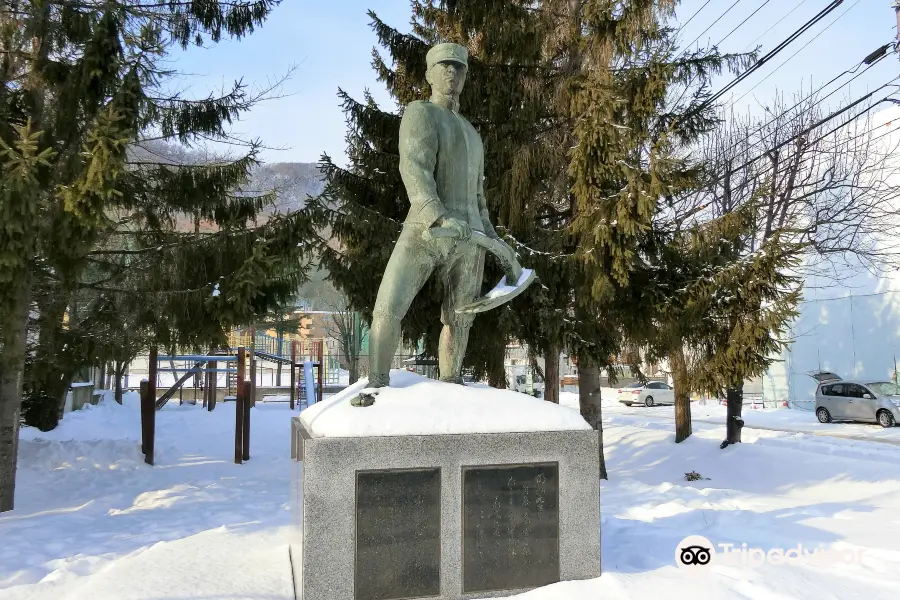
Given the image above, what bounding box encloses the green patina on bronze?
[352,43,531,407]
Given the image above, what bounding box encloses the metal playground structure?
[138,341,326,467]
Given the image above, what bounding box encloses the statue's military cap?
[426,43,468,70]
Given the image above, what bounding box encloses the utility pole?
[895,1,900,54]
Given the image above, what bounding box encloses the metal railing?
[228,330,345,384]
[229,327,439,386]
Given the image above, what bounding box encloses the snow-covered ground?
[3,386,900,599]
[573,391,900,445]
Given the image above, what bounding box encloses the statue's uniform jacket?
[367,99,491,382]
[399,100,493,235]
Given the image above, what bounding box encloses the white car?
[617,381,675,407]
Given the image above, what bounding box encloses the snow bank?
[19,391,142,444]
[299,370,592,438]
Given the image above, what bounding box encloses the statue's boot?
[351,372,390,407]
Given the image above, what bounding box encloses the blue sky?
[169,0,896,165]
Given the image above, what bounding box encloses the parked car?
[617,381,674,407]
[810,371,900,428]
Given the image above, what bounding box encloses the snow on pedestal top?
[299,370,592,438]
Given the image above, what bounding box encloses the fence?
[228,330,332,359]
[229,327,478,386]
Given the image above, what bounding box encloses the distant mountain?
[166,161,325,231]
[127,140,326,220]
[251,162,326,216]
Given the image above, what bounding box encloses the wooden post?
[147,384,155,465]
[140,380,149,455]
[290,340,297,410]
[208,361,217,411]
[241,380,252,461]
[317,340,324,404]
[147,348,158,464]
[234,346,246,463]
[250,355,257,408]
[148,347,158,409]
[140,380,155,466]
[235,377,244,465]
[198,367,205,409]
[249,327,257,407]
[237,346,246,389]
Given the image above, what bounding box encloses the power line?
[807,80,900,149]
[717,44,894,161]
[761,83,899,178]
[853,113,900,147]
[743,0,810,51]
[716,0,774,48]
[679,0,715,32]
[692,101,900,248]
[798,288,900,304]
[715,78,900,187]
[784,99,900,165]
[729,0,864,108]
[706,0,847,111]
[693,0,848,116]
[683,0,744,51]
[769,44,891,126]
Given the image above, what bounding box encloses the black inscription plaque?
[462,463,560,593]
[355,468,441,600]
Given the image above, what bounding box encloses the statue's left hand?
[439,217,472,241]
[482,223,501,240]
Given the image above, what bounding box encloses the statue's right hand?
[439,217,471,241]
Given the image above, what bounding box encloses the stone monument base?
[290,416,601,600]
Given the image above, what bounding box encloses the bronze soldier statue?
[353,43,534,407]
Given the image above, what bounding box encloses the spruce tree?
[635,204,800,443]
[1,0,311,511]
[552,0,755,444]
[698,232,800,449]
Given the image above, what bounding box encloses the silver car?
[617,381,675,407]
[811,371,900,428]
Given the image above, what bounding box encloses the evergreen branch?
[194,131,290,152]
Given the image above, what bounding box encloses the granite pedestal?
[290,417,601,600]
